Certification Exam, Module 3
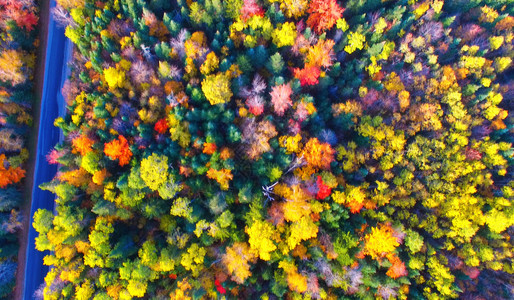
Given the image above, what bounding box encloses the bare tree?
[51,5,76,28]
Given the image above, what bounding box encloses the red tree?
[240,0,264,21]
[306,0,344,33]
[293,66,320,86]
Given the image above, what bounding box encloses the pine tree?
[0,260,16,298]
[267,52,285,75]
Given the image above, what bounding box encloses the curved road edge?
[22,0,71,298]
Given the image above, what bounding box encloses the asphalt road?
[22,0,71,298]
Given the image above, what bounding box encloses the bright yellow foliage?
[272,22,297,47]
[489,36,504,50]
[336,18,349,32]
[55,244,77,262]
[140,153,169,191]
[200,52,219,75]
[246,219,277,261]
[279,134,302,154]
[246,16,273,40]
[384,72,405,92]
[180,243,206,277]
[70,8,86,26]
[344,31,366,54]
[367,56,382,76]
[287,216,318,250]
[281,185,312,222]
[432,0,444,13]
[127,280,147,297]
[494,57,512,73]
[461,56,486,70]
[480,5,499,23]
[229,15,273,46]
[413,2,429,19]
[364,224,399,259]
[75,280,94,300]
[170,278,192,300]
[279,260,308,293]
[486,209,514,233]
[103,67,125,90]
[65,25,82,45]
[201,72,233,105]
[0,50,25,85]
[332,185,367,213]
[158,249,175,272]
[425,256,457,298]
[184,31,207,59]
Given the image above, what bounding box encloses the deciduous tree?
[306,0,344,33]
[140,153,169,191]
[222,242,257,284]
[104,135,132,166]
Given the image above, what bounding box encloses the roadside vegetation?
[35,0,513,299]
[0,0,39,298]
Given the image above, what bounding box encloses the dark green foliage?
[0,260,16,298]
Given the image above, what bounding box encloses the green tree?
[33,209,54,251]
[267,52,285,75]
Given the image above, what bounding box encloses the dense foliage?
[36,0,513,299]
[0,0,39,297]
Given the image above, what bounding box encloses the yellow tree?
[222,242,258,284]
[245,219,278,261]
[287,216,318,250]
[201,72,233,105]
[140,153,169,191]
[0,50,25,85]
[278,260,308,293]
[363,224,399,259]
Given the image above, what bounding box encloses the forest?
[27,0,514,299]
[0,0,39,298]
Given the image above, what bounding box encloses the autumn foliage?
[32,0,514,299]
[72,134,95,156]
[0,0,39,296]
[363,224,400,260]
[293,66,321,86]
[154,118,169,134]
[222,242,257,284]
[206,168,233,190]
[270,83,293,116]
[302,138,335,170]
[0,154,25,188]
[306,0,344,33]
[0,50,25,85]
[104,135,132,166]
